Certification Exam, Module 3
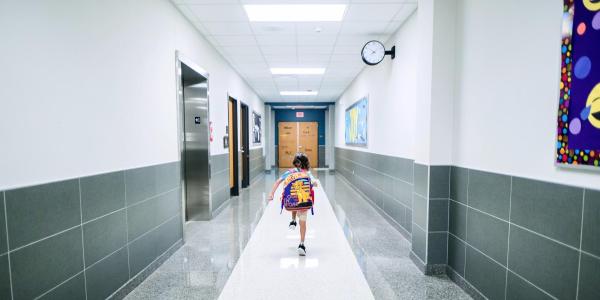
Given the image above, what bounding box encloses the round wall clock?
[361,40,396,66]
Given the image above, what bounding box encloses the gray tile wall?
[249,148,265,183]
[335,147,413,240]
[411,164,450,273]
[210,154,230,214]
[446,166,600,300]
[0,162,183,300]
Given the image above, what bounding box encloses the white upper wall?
[335,12,418,159]
[0,0,263,190]
[453,0,600,189]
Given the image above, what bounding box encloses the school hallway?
[125,171,469,300]
[2,1,600,299]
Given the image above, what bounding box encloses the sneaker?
[289,220,297,230]
[298,244,306,256]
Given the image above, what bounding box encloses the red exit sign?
[296,111,304,118]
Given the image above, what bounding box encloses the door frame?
[240,102,250,188]
[175,51,212,237]
[228,96,240,196]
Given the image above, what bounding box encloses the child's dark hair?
[293,153,310,170]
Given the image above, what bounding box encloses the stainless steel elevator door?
[183,72,210,221]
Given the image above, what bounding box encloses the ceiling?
[172,0,417,102]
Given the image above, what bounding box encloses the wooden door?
[278,122,297,168]
[278,122,318,168]
[299,122,318,168]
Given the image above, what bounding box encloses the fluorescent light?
[271,68,326,75]
[281,91,318,96]
[244,5,347,22]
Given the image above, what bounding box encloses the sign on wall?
[253,111,262,145]
[345,96,368,146]
[557,0,600,169]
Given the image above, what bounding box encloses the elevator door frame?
[229,96,240,196]
[175,52,212,234]
[240,102,250,188]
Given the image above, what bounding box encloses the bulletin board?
[556,0,600,169]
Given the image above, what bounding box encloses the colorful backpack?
[280,169,315,215]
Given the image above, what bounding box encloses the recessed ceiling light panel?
[280,91,319,96]
[271,68,326,75]
[244,5,347,22]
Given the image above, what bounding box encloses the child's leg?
[291,211,297,220]
[299,220,306,243]
[298,211,307,243]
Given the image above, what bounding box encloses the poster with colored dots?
[557,0,600,169]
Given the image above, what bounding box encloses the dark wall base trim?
[337,173,411,241]
[211,197,231,220]
[410,251,448,276]
[108,239,183,299]
[447,266,486,300]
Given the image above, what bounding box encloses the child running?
[268,153,317,256]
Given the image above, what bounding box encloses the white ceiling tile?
[260,46,296,56]
[297,54,331,64]
[188,4,249,22]
[297,35,337,47]
[335,34,382,47]
[250,22,295,35]
[295,22,342,35]
[222,45,262,56]
[240,0,349,3]
[340,22,391,35]
[344,3,403,21]
[174,0,238,3]
[297,45,334,55]
[230,54,267,64]
[202,22,253,35]
[394,3,418,21]
[264,54,298,64]
[177,5,200,23]
[333,44,360,55]
[274,77,298,86]
[213,35,257,46]
[255,35,296,46]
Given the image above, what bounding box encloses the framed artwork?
[557,0,600,169]
[252,111,261,145]
[345,96,368,146]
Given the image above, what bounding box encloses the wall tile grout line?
[350,170,413,212]
[447,167,451,266]
[78,179,88,300]
[105,238,183,300]
[446,265,487,300]
[33,270,85,300]
[338,156,413,185]
[336,173,412,236]
[127,214,181,246]
[86,245,128,271]
[82,206,127,226]
[448,231,561,300]
[126,186,181,210]
[449,199,508,223]
[9,223,82,254]
[575,189,585,300]
[449,197,582,253]
[507,269,559,300]
[463,168,470,277]
[504,176,513,300]
[3,192,14,300]
[124,172,131,279]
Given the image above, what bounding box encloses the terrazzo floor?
[125,170,471,300]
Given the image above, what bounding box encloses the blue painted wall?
[274,109,326,145]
